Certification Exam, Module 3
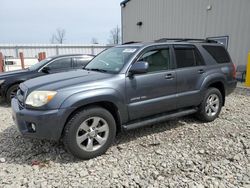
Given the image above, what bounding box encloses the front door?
[126,46,177,120]
[45,57,73,73]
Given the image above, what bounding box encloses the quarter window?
[139,49,170,72]
[203,45,230,64]
[174,47,204,68]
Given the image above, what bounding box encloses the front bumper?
[11,97,73,141]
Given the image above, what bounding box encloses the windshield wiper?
[85,68,107,73]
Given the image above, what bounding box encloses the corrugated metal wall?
[121,0,250,66]
[0,44,108,58]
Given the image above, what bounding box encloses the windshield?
[29,58,52,71]
[85,47,138,73]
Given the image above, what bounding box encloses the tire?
[6,84,19,103]
[63,106,116,160]
[196,88,223,122]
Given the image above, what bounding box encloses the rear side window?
[74,57,92,68]
[203,45,230,63]
[174,47,204,68]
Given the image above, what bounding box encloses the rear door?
[174,45,207,108]
[126,45,177,120]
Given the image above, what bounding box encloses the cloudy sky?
[0,0,122,44]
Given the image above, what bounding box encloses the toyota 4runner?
[11,39,237,159]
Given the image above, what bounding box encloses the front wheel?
[6,84,19,103]
[196,88,223,122]
[63,106,116,160]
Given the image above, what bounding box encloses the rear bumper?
[11,97,74,141]
[226,80,237,96]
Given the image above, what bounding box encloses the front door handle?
[198,69,205,74]
[165,73,174,80]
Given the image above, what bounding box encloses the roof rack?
[155,38,218,43]
[122,41,140,45]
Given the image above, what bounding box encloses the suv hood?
[22,69,113,91]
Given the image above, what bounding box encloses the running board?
[122,108,197,131]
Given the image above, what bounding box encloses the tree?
[91,38,99,44]
[108,25,121,45]
[50,28,66,44]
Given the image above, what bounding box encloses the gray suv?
[12,39,237,159]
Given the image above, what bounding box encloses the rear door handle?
[198,69,205,74]
[165,73,174,80]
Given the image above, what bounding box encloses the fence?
[0,44,109,58]
[0,44,110,72]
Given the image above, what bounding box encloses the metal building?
[121,0,250,66]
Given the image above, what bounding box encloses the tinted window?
[47,58,72,70]
[74,57,92,68]
[203,45,230,63]
[139,49,170,72]
[174,47,203,68]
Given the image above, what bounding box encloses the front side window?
[29,58,52,71]
[138,48,170,72]
[47,58,72,70]
[174,47,204,68]
[85,47,138,73]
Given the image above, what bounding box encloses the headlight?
[25,91,57,107]
[0,80,5,85]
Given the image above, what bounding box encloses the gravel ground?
[0,91,249,188]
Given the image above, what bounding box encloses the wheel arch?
[62,101,123,138]
[206,81,225,106]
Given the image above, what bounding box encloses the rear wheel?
[196,88,222,122]
[6,84,19,103]
[63,106,116,160]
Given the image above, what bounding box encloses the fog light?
[27,122,36,133]
[31,123,36,132]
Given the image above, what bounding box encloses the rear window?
[203,45,230,64]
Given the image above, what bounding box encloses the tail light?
[232,64,236,79]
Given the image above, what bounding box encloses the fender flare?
[60,88,128,123]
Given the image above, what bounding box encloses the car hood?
[22,69,113,91]
[0,69,29,79]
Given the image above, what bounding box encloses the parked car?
[0,54,94,102]
[12,39,236,159]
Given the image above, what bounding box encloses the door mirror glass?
[129,61,149,75]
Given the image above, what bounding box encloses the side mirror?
[41,66,50,73]
[129,61,149,75]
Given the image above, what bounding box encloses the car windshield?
[28,58,52,71]
[85,47,139,73]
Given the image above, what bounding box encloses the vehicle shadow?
[0,116,200,166]
[0,98,9,107]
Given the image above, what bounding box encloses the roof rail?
[155,38,218,43]
[122,41,140,45]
